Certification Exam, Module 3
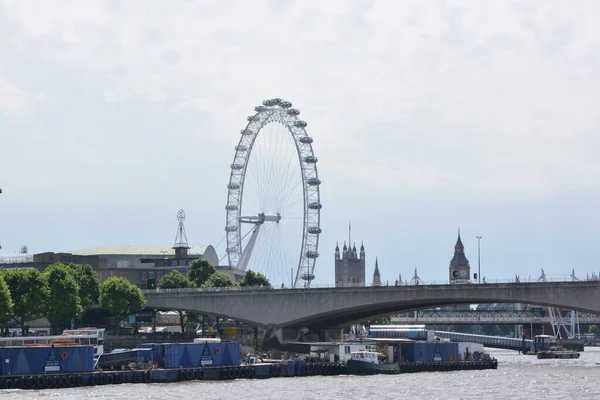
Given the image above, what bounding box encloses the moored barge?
[1,335,500,390]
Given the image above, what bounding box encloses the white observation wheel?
[225,98,321,287]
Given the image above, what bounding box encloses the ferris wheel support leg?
[236,223,262,272]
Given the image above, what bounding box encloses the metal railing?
[142,278,596,295]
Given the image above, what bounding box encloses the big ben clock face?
[459,270,468,278]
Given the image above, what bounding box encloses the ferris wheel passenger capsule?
[227,183,240,190]
[307,178,321,186]
[225,225,238,232]
[231,164,244,170]
[255,105,267,112]
[301,273,315,281]
[299,136,313,144]
[226,204,238,211]
[247,115,260,121]
[272,98,283,105]
[286,108,300,116]
[294,121,307,128]
[280,101,292,108]
[241,129,254,135]
[308,226,322,234]
[305,251,319,258]
[303,156,318,163]
[235,145,248,151]
[308,202,322,210]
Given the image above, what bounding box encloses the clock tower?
[449,231,471,283]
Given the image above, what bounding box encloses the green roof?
[71,245,212,256]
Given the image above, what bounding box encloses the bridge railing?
[142,277,593,295]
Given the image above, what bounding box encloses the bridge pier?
[264,327,344,349]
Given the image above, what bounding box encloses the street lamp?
[153,309,157,334]
[476,236,482,284]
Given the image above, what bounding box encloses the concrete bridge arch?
[144,281,600,329]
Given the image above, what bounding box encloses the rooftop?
[71,245,214,256]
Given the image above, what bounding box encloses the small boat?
[97,349,142,369]
[533,335,580,359]
[537,351,580,359]
[346,349,397,374]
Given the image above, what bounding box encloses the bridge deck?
[143,281,600,328]
[393,310,600,325]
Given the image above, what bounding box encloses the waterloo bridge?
[144,281,600,332]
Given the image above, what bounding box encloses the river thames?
[2,347,599,399]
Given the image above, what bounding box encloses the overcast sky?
[1,0,599,285]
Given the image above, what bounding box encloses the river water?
[3,347,599,399]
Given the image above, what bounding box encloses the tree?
[100,277,147,333]
[158,270,195,333]
[365,315,392,326]
[202,272,235,288]
[239,270,270,287]
[0,274,13,328]
[43,264,83,334]
[67,263,100,312]
[188,259,216,288]
[4,268,49,334]
[159,270,196,289]
[589,325,598,337]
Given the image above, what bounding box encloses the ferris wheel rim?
[224,98,321,287]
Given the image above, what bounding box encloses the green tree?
[159,270,196,289]
[365,315,392,326]
[4,268,49,334]
[99,277,147,333]
[239,270,270,287]
[158,270,196,333]
[67,263,100,311]
[188,259,216,288]
[202,272,235,288]
[589,325,598,336]
[0,274,14,328]
[43,264,83,334]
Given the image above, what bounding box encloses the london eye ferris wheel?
[224,98,321,287]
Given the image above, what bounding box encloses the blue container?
[164,343,182,369]
[205,342,240,367]
[400,342,416,362]
[401,341,461,362]
[413,342,435,362]
[0,346,94,376]
[180,343,203,368]
[137,342,241,368]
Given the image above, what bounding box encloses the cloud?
[1,0,600,281]
[0,77,44,119]
[1,1,599,194]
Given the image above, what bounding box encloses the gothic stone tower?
[372,257,381,286]
[335,242,365,286]
[449,231,471,283]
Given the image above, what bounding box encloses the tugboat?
[534,335,580,359]
[346,349,399,374]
